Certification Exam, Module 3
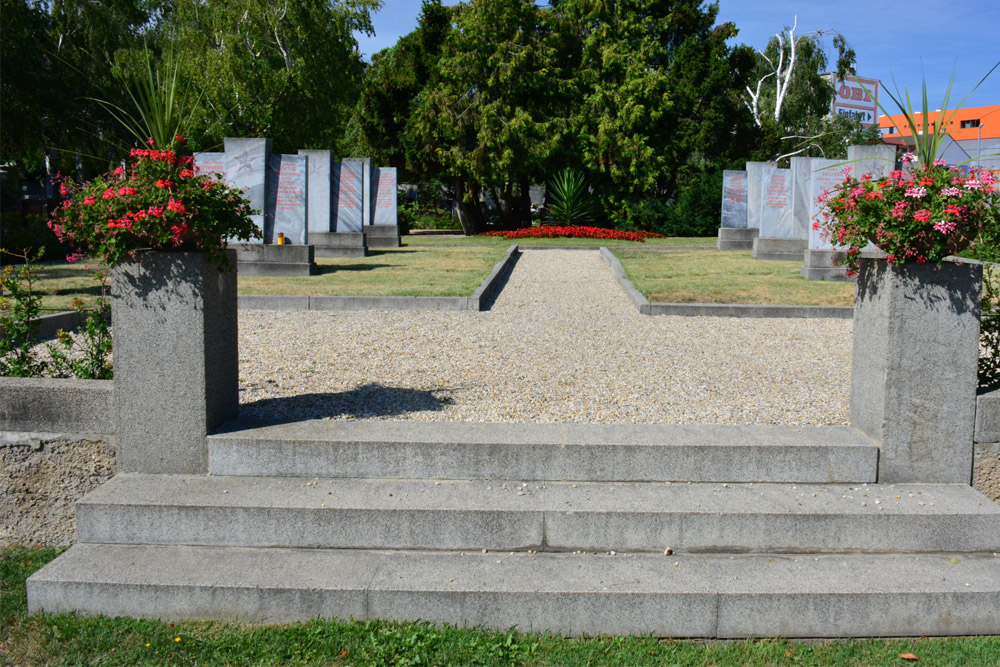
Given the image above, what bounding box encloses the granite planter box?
[850,258,982,483]
[112,250,238,474]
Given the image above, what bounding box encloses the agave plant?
[546,168,593,226]
[871,62,998,166]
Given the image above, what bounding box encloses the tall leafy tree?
[165,0,380,154]
[407,0,572,231]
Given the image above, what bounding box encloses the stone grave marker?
[372,167,398,226]
[789,157,818,240]
[759,165,793,238]
[267,153,308,245]
[332,161,365,232]
[807,159,850,250]
[193,152,226,179]
[224,137,271,243]
[300,149,334,234]
[745,161,770,229]
[720,170,748,228]
[848,144,897,179]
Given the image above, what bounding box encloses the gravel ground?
[238,249,853,426]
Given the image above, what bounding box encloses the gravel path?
[239,249,853,426]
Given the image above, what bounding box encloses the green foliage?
[0,213,69,263]
[980,265,1000,389]
[0,248,48,377]
[546,168,593,226]
[44,272,112,381]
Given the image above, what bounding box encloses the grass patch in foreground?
[4,547,998,666]
[406,233,716,248]
[616,249,856,306]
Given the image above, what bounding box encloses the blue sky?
[355,1,1000,114]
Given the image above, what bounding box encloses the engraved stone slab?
[267,154,308,245]
[300,149,334,234]
[789,157,818,240]
[372,167,398,226]
[848,144,897,179]
[745,162,770,229]
[720,170,748,229]
[344,158,372,227]
[193,152,226,179]
[224,138,271,243]
[759,166,793,239]
[808,159,849,250]
[333,161,364,232]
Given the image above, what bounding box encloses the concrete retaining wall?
[0,377,113,436]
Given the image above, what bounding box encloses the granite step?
[75,475,999,554]
[28,544,1000,637]
[207,421,878,483]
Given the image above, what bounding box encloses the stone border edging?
[600,247,854,319]
[20,308,107,340]
[239,244,519,312]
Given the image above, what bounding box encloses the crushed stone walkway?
[237,249,852,425]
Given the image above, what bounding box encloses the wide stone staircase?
[27,421,1000,637]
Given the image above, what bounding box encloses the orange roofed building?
[879,105,1000,170]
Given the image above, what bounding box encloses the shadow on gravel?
[478,251,521,311]
[236,382,453,425]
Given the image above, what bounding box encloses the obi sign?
[831,75,879,126]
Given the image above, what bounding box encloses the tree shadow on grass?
[235,382,454,426]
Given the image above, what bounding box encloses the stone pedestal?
[235,244,316,276]
[751,237,806,261]
[365,225,401,249]
[717,227,758,250]
[112,251,238,474]
[310,232,367,258]
[801,249,852,281]
[850,259,981,483]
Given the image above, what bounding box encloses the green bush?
[603,169,725,237]
[0,211,67,264]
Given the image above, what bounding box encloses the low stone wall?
[974,389,1000,502]
[0,377,113,437]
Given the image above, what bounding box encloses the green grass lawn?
[615,249,857,306]
[238,245,509,298]
[3,547,997,666]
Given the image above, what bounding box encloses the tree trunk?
[454,178,485,236]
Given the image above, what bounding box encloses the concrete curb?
[0,377,113,436]
[600,247,854,319]
[18,308,109,340]
[238,244,519,312]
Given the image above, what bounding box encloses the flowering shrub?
[480,226,664,242]
[817,155,1000,275]
[49,137,260,267]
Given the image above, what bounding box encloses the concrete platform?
[717,227,758,250]
[29,545,1000,637]
[234,244,317,276]
[310,232,366,258]
[76,475,1000,554]
[751,238,807,261]
[208,422,878,483]
[365,225,401,248]
[802,249,853,281]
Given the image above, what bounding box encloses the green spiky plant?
[546,168,593,226]
[870,62,998,166]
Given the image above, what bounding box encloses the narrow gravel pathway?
[237,249,853,425]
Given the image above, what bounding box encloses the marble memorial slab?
[848,144,897,180]
[745,161,770,229]
[789,157,818,240]
[266,153,308,245]
[720,170,748,229]
[372,167,398,226]
[807,158,849,250]
[333,161,364,232]
[759,166,793,239]
[193,152,226,179]
[300,149,334,234]
[224,137,271,243]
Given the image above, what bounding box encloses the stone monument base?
[801,249,853,281]
[717,227,758,250]
[311,232,367,258]
[234,244,317,276]
[365,225,401,249]
[751,237,807,262]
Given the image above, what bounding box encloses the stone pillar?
[112,250,238,474]
[850,259,981,483]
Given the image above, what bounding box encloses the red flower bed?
[480,226,664,242]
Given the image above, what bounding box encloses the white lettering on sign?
[830,75,879,127]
